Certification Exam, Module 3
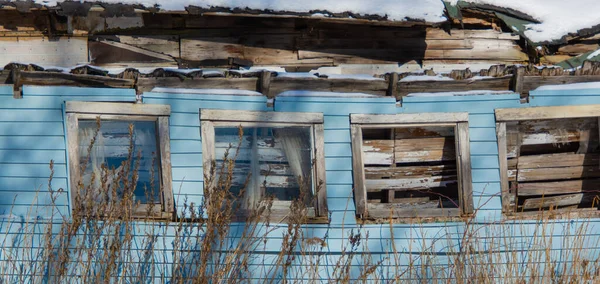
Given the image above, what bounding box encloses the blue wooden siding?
[2,85,600,281]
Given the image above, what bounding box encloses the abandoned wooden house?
[4,0,600,281]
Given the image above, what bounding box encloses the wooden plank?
[201,121,216,189]
[426,29,519,40]
[66,102,170,116]
[496,105,600,121]
[521,193,590,210]
[201,109,323,124]
[158,116,174,216]
[395,126,455,139]
[517,166,600,182]
[365,176,457,192]
[395,137,454,152]
[457,122,473,214]
[367,207,460,218]
[17,71,135,89]
[351,113,468,124]
[518,153,600,169]
[362,140,393,165]
[365,164,456,179]
[395,150,456,163]
[522,76,600,96]
[313,123,328,216]
[518,179,600,196]
[137,77,258,94]
[66,113,80,209]
[496,122,511,213]
[0,36,87,67]
[259,70,272,99]
[398,77,511,97]
[351,124,367,216]
[97,35,180,57]
[94,39,175,62]
[511,66,524,95]
[387,72,399,98]
[269,77,388,97]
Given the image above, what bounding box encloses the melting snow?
[407,90,515,97]
[535,81,600,91]
[278,90,380,97]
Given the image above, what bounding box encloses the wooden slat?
[497,122,511,213]
[351,124,367,216]
[66,113,80,208]
[395,126,455,139]
[496,104,600,121]
[365,164,456,179]
[398,77,511,97]
[313,123,328,216]
[138,77,258,94]
[367,207,460,218]
[518,153,600,169]
[395,150,456,163]
[351,113,468,124]
[269,77,388,97]
[518,179,600,196]
[17,71,135,89]
[395,137,454,152]
[201,121,216,189]
[158,116,174,216]
[457,122,473,214]
[521,193,592,210]
[517,166,600,182]
[365,176,457,192]
[362,140,393,165]
[66,102,170,116]
[201,109,323,124]
[522,76,600,96]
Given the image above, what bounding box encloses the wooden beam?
[16,71,135,89]
[522,76,600,96]
[66,101,171,116]
[521,193,592,210]
[496,104,600,122]
[457,122,473,215]
[350,124,367,217]
[201,109,323,124]
[137,77,258,94]
[96,39,176,62]
[269,77,388,97]
[259,70,272,99]
[367,207,460,218]
[398,77,511,97]
[518,179,600,196]
[386,72,399,98]
[510,66,524,96]
[496,122,511,213]
[351,113,469,124]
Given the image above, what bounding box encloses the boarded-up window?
[351,113,473,220]
[65,102,174,219]
[496,106,600,216]
[201,110,328,220]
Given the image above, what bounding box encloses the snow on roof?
[451,0,600,43]
[278,90,380,98]
[534,81,600,91]
[30,0,447,22]
[400,75,454,82]
[407,90,515,97]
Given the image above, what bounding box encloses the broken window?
[200,110,328,220]
[66,102,174,219]
[350,113,473,220]
[496,106,600,216]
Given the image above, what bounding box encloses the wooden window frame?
[65,102,174,219]
[350,113,474,219]
[200,109,328,220]
[496,105,600,218]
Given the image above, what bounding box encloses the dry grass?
[0,121,599,283]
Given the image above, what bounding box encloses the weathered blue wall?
[1,85,600,281]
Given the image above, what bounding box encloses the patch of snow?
[511,26,519,31]
[276,72,317,78]
[163,68,203,75]
[400,75,453,82]
[451,0,600,43]
[151,87,263,96]
[468,76,499,80]
[320,74,384,81]
[311,13,329,18]
[407,90,515,97]
[588,49,600,59]
[278,90,379,98]
[30,0,447,22]
[202,70,226,77]
[246,66,288,73]
[535,82,600,91]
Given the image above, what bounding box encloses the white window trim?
[200,109,328,218]
[65,101,174,219]
[350,112,473,219]
[496,104,600,216]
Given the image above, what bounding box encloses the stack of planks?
[361,126,460,216]
[506,118,600,212]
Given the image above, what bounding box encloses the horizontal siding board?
[0,122,64,136]
[144,98,268,113]
[469,128,497,142]
[325,171,353,185]
[145,92,267,102]
[171,154,203,167]
[170,140,202,153]
[469,114,496,127]
[275,96,396,104]
[23,86,136,98]
[171,181,203,196]
[2,96,134,109]
[529,96,600,107]
[0,150,66,164]
[324,143,351,157]
[472,182,501,196]
[325,158,353,171]
[471,155,500,169]
[530,89,600,97]
[0,85,12,95]
[0,137,65,150]
[401,100,520,114]
[0,191,68,206]
[470,142,499,155]
[0,177,68,192]
[276,102,397,115]
[326,185,354,199]
[471,169,500,183]
[170,126,201,140]
[324,115,351,130]
[172,167,203,182]
[0,110,63,122]
[324,130,350,143]
[169,113,200,127]
[0,163,67,178]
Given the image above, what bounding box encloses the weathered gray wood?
[387,72,399,98]
[157,116,174,217]
[201,109,323,124]
[518,179,600,196]
[200,120,216,190]
[511,66,525,95]
[522,193,588,210]
[517,166,600,182]
[17,71,135,89]
[313,123,328,216]
[395,149,456,163]
[365,176,457,192]
[351,113,468,124]
[66,113,81,210]
[367,207,460,218]
[138,77,259,94]
[457,122,473,214]
[496,105,600,121]
[362,140,394,165]
[351,124,367,216]
[259,70,272,99]
[398,77,512,97]
[365,164,456,179]
[95,39,176,62]
[518,153,600,169]
[66,102,170,116]
[522,76,600,96]
[496,122,511,213]
[270,77,388,97]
